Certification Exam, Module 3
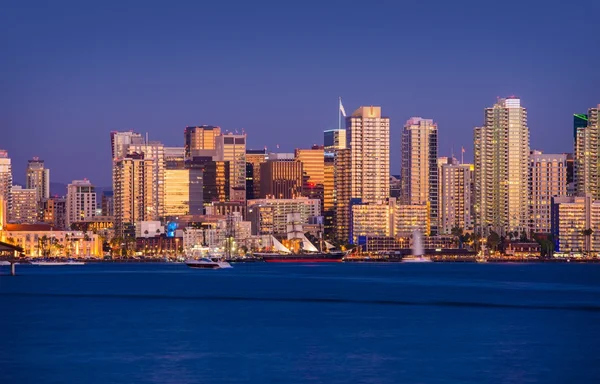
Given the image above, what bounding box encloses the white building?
[66,179,97,229]
[136,221,164,238]
[439,161,474,234]
[0,150,12,213]
[247,197,321,235]
[530,152,567,234]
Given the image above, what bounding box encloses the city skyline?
[2,1,599,186]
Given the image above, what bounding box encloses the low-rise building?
[552,195,600,254]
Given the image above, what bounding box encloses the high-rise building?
[111,131,144,160]
[334,149,352,242]
[552,195,600,253]
[395,203,429,237]
[43,197,66,230]
[246,149,268,200]
[439,160,474,234]
[26,157,50,202]
[259,160,303,199]
[164,155,203,217]
[184,125,221,158]
[186,157,229,206]
[0,150,12,213]
[324,129,347,154]
[474,97,530,236]
[351,199,396,244]
[347,106,390,203]
[323,154,335,235]
[101,190,114,216]
[113,154,155,237]
[10,185,38,224]
[401,117,439,234]
[216,134,246,202]
[575,105,600,198]
[126,141,165,219]
[66,179,97,229]
[295,146,325,205]
[530,152,567,234]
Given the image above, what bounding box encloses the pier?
[0,241,25,276]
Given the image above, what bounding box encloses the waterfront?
[1,263,599,383]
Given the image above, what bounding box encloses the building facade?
[246,149,268,200]
[0,150,12,213]
[395,203,429,237]
[530,152,567,234]
[216,134,246,202]
[247,198,321,236]
[552,195,600,254]
[351,200,395,244]
[474,97,530,236]
[259,160,303,199]
[324,129,347,154]
[334,149,352,242]
[26,157,50,204]
[184,125,221,158]
[401,117,439,234]
[66,179,97,229]
[439,161,474,234]
[9,186,38,224]
[575,105,600,198]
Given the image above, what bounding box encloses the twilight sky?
[2,0,599,187]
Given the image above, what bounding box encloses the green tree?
[487,231,501,251]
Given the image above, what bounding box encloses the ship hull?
[256,253,344,263]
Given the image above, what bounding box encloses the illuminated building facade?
[247,197,320,236]
[184,125,221,158]
[575,105,600,198]
[66,180,97,229]
[474,97,530,235]
[0,150,12,213]
[216,134,246,202]
[395,203,429,237]
[530,152,567,234]
[401,117,438,234]
[246,149,267,200]
[324,129,347,154]
[552,195,600,253]
[259,160,303,199]
[9,186,38,224]
[439,162,474,234]
[351,200,395,244]
[334,149,352,242]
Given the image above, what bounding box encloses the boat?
[254,228,345,263]
[402,230,432,263]
[185,258,232,269]
[30,259,86,266]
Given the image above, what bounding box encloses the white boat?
[402,230,433,263]
[31,260,86,266]
[185,258,232,270]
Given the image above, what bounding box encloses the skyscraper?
[401,117,438,234]
[26,157,50,202]
[439,160,474,235]
[184,125,221,158]
[295,146,325,204]
[530,152,567,234]
[10,186,38,224]
[126,141,165,219]
[573,114,588,195]
[246,149,268,200]
[216,134,246,202]
[259,160,303,199]
[334,149,352,242]
[111,131,144,160]
[347,106,390,203]
[113,153,155,237]
[164,150,203,216]
[66,179,97,229]
[323,154,335,235]
[575,105,600,198]
[474,97,530,236]
[324,129,347,154]
[0,150,12,213]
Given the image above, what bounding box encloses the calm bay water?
[1,262,599,383]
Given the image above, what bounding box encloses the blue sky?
[2,0,599,186]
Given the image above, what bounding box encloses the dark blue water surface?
[1,263,599,383]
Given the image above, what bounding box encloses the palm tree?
[582,228,593,253]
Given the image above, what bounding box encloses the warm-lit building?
[334,148,352,242]
[324,129,347,154]
[111,131,144,160]
[395,203,429,237]
[164,157,203,217]
[295,146,325,186]
[323,154,335,234]
[246,149,267,200]
[247,197,321,236]
[439,161,474,234]
[216,134,246,202]
[66,179,97,229]
[26,157,50,203]
[401,117,439,234]
[205,201,246,219]
[184,125,221,158]
[113,153,155,237]
[43,197,67,230]
[101,190,114,216]
[530,152,567,234]
[0,150,12,213]
[10,186,38,224]
[259,160,303,199]
[126,141,165,219]
[575,105,600,198]
[351,199,395,244]
[474,97,530,236]
[347,106,390,203]
[551,195,600,254]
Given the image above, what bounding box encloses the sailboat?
[255,213,345,262]
[402,230,433,263]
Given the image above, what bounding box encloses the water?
[1,263,599,383]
